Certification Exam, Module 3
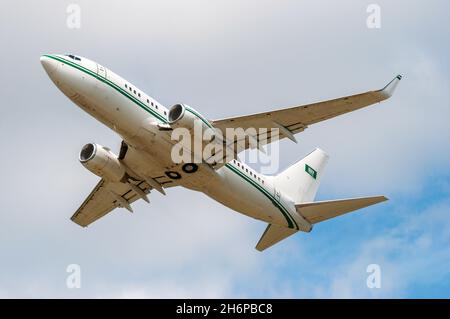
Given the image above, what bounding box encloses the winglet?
[377,74,402,99]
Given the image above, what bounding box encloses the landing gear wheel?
[182,163,198,173]
[165,171,181,179]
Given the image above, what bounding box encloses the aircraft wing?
[211,75,402,152]
[71,175,175,227]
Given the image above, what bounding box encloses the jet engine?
[79,143,126,182]
[168,103,211,132]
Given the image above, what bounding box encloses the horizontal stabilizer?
[295,196,388,224]
[256,224,297,252]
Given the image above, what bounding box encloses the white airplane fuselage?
[41,54,308,231]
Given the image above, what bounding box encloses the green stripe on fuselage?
[225,163,298,230]
[43,54,168,124]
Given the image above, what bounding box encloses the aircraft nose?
[40,55,58,75]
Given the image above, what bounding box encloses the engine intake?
[79,143,126,182]
[168,103,185,124]
[79,143,96,162]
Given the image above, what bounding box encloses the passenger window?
[147,99,149,103]
[134,90,136,94]
[125,84,128,88]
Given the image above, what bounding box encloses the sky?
[0,0,449,298]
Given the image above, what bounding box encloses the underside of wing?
[71,179,151,227]
[211,75,402,152]
[71,139,186,227]
[71,170,179,227]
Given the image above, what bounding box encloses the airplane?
[40,53,401,251]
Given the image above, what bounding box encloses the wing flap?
[295,196,388,224]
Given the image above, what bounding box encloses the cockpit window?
[65,54,81,61]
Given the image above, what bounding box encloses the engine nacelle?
[168,103,211,132]
[79,143,126,182]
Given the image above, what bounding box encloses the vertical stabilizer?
[274,148,329,203]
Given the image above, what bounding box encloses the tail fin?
[274,148,329,203]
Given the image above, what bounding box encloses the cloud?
[309,192,450,298]
[0,0,449,298]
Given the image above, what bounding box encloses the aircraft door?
[96,63,107,78]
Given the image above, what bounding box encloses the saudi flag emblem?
[305,164,317,179]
